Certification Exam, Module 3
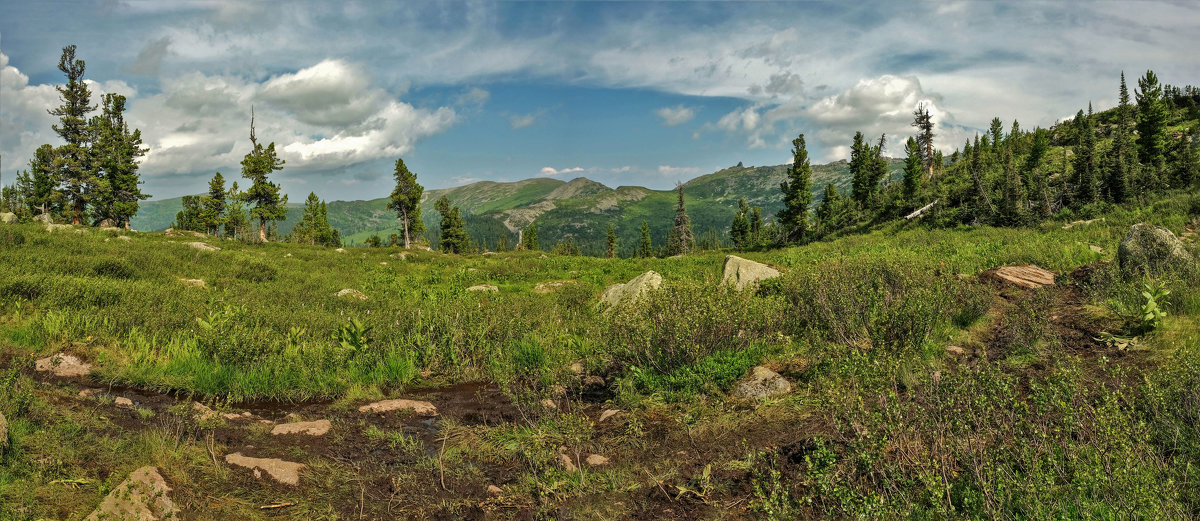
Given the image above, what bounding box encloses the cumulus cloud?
[655,105,696,126]
[257,59,383,127]
[539,166,584,177]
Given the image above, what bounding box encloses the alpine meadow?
[3,2,1200,520]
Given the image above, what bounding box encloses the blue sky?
[2,1,1199,201]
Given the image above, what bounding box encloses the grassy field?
[1,192,1198,519]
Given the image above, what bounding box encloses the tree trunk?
[259,221,267,242]
[401,210,411,249]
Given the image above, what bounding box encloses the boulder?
[34,353,93,377]
[33,213,52,225]
[487,484,503,495]
[83,466,178,521]
[116,235,132,242]
[335,248,347,253]
[225,453,306,486]
[599,271,663,307]
[1118,223,1196,275]
[271,419,332,436]
[559,452,578,472]
[534,280,577,294]
[98,219,118,229]
[0,212,15,224]
[46,223,74,233]
[721,255,782,291]
[467,284,499,292]
[335,288,367,300]
[186,241,220,252]
[114,397,134,408]
[732,366,792,399]
[358,398,438,416]
[982,265,1056,289]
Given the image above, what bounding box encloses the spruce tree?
[239,112,287,242]
[520,221,539,251]
[1107,72,1135,203]
[997,149,1026,226]
[201,172,227,235]
[435,195,470,254]
[849,132,870,205]
[292,192,323,245]
[28,144,62,216]
[777,134,813,243]
[89,93,147,227]
[911,104,936,178]
[605,223,617,258]
[750,206,763,243]
[224,182,249,240]
[902,136,922,207]
[667,184,694,255]
[387,157,425,248]
[1072,109,1099,206]
[815,183,843,235]
[730,198,751,249]
[988,117,1005,153]
[1136,70,1168,172]
[638,220,652,257]
[49,45,97,225]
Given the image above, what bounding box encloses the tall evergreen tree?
[730,198,751,250]
[750,206,763,243]
[988,117,1005,153]
[28,144,62,216]
[777,134,813,242]
[223,182,249,240]
[435,195,470,254]
[1072,109,1100,206]
[1136,70,1168,173]
[174,195,204,231]
[911,103,936,178]
[1106,72,1136,203]
[902,136,923,207]
[239,112,287,242]
[997,149,1027,226]
[292,192,323,245]
[200,172,227,236]
[815,183,844,235]
[667,183,694,255]
[638,220,653,257]
[520,221,539,251]
[849,131,871,205]
[605,223,617,258]
[49,45,97,225]
[386,157,425,248]
[89,93,148,227]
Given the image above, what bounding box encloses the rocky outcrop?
[732,366,792,399]
[33,213,52,225]
[271,419,332,436]
[0,212,15,224]
[1118,223,1196,275]
[34,353,93,377]
[599,271,662,307]
[721,255,782,291]
[359,398,438,416]
[84,466,178,521]
[225,453,306,486]
[982,265,1056,288]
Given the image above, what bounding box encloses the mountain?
[130,159,904,255]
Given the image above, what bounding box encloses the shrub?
[92,259,135,279]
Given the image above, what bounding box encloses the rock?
[83,466,178,521]
[540,398,558,410]
[721,255,782,291]
[33,213,52,225]
[98,219,117,229]
[271,419,332,436]
[225,453,306,486]
[982,265,1056,289]
[335,248,347,253]
[1090,245,1104,254]
[732,366,792,399]
[559,453,577,472]
[192,402,218,422]
[598,409,621,423]
[945,345,965,356]
[0,212,15,224]
[335,288,368,300]
[467,284,499,292]
[185,241,220,252]
[115,397,134,408]
[487,484,503,495]
[567,362,585,374]
[380,261,388,266]
[46,223,74,233]
[34,353,93,377]
[1063,218,1104,229]
[179,278,206,288]
[585,454,610,466]
[599,271,663,307]
[0,411,7,453]
[548,385,567,397]
[117,235,132,242]
[221,411,254,421]
[1118,223,1196,275]
[534,280,577,294]
[79,388,102,398]
[358,399,438,416]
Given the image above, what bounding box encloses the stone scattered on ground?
[540,398,558,410]
[721,255,782,291]
[391,252,407,260]
[599,271,663,307]
[1090,245,1104,254]
[1063,217,1104,229]
[1118,223,1196,275]
[47,223,75,233]
[98,219,117,229]
[335,248,346,253]
[115,397,134,408]
[192,402,219,422]
[559,453,577,472]
[567,362,585,374]
[0,411,8,453]
[79,388,101,398]
[33,213,52,225]
[983,265,1056,289]
[487,485,503,495]
[598,409,621,423]
[585,454,610,466]
[225,453,306,486]
[222,411,254,421]
[271,419,332,436]
[732,366,793,399]
[534,280,577,294]
[467,284,499,292]
[335,288,368,300]
[179,278,206,288]
[34,353,93,377]
[946,345,965,356]
[358,398,438,416]
[0,212,15,224]
[83,466,178,521]
[185,241,220,252]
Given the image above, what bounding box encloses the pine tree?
[49,45,97,225]
[638,220,652,257]
[174,195,204,231]
[224,182,249,240]
[667,184,694,255]
[240,112,287,242]
[1106,72,1135,203]
[496,234,510,252]
[200,172,227,235]
[316,201,340,247]
[750,206,763,243]
[1136,70,1168,172]
[902,136,922,208]
[849,131,870,205]
[89,93,148,227]
[292,192,323,245]
[730,198,751,249]
[1072,109,1099,206]
[777,134,813,243]
[605,223,617,258]
[28,144,62,216]
[435,195,470,254]
[997,149,1026,226]
[520,221,539,251]
[387,157,425,248]
[911,103,936,178]
[988,117,1005,153]
[815,183,844,235]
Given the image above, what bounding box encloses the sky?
[2,1,1199,201]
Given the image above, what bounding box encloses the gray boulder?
[732,366,792,399]
[84,466,178,521]
[0,212,15,224]
[599,271,663,307]
[186,241,221,252]
[1118,223,1196,274]
[33,213,52,225]
[721,255,782,291]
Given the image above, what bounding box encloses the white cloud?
[539,166,584,177]
[456,87,490,106]
[257,59,382,127]
[655,105,696,126]
[509,112,539,129]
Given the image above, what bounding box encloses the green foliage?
[666,184,694,255]
[333,317,373,359]
[777,134,813,243]
[291,193,340,247]
[387,157,425,248]
[435,195,471,253]
[240,115,288,241]
[1141,281,1170,330]
[520,221,539,251]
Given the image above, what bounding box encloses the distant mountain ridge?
[131,159,903,255]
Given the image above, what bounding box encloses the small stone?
[185,241,220,252]
[35,353,93,377]
[179,278,206,288]
[225,453,306,486]
[548,385,567,397]
[1090,245,1104,254]
[945,346,965,356]
[358,399,438,416]
[585,454,610,466]
[540,398,558,410]
[335,288,368,300]
[116,236,132,242]
[79,388,102,398]
[114,397,134,408]
[271,419,332,436]
[335,248,346,253]
[221,412,250,421]
[83,466,177,521]
[599,271,663,307]
[380,261,388,265]
[598,409,621,423]
[559,453,577,472]
[487,484,503,496]
[535,280,577,294]
[467,284,499,292]
[732,366,792,399]
[192,402,218,421]
[567,362,585,374]
[983,265,1056,289]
